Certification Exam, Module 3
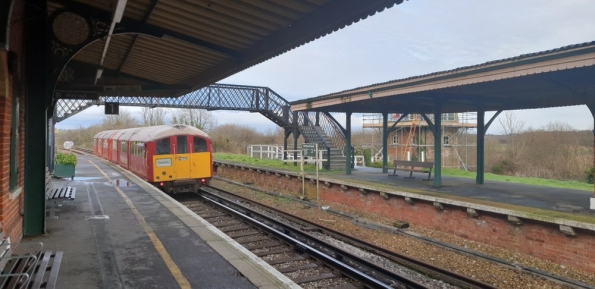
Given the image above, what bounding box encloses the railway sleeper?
[278,262,319,273]
[236,235,271,244]
[244,241,282,250]
[212,220,241,227]
[293,272,337,284]
[254,247,293,257]
[267,255,306,265]
[219,225,252,233]
[227,231,260,238]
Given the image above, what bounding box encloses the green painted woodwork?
[432,104,442,187]
[54,164,75,180]
[382,112,388,174]
[476,110,485,184]
[345,112,352,175]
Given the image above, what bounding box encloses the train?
[93,124,213,193]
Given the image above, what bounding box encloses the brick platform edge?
[214,161,595,274]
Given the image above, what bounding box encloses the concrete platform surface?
[341,166,595,217]
[24,154,298,289]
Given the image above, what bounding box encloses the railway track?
[173,187,495,289]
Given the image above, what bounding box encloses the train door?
[190,136,211,179]
[175,135,191,179]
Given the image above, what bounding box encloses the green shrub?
[55,152,77,165]
[368,161,383,168]
[491,160,515,175]
[362,148,371,166]
[585,166,594,184]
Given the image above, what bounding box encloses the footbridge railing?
[55,83,348,168]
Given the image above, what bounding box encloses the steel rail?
[198,191,427,289]
[203,186,496,289]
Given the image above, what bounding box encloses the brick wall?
[0,0,25,242]
[215,164,595,273]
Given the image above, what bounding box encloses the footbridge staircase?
[55,84,348,169]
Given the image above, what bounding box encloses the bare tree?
[139,107,168,126]
[495,111,527,174]
[171,108,216,132]
[102,109,139,129]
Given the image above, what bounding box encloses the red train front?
[93,124,212,193]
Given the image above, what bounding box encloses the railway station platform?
[344,166,595,217]
[24,154,298,289]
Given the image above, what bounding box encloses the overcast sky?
[57,0,595,134]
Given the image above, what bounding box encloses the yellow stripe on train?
[153,152,211,182]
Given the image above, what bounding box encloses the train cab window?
[194,137,207,152]
[177,136,188,154]
[156,138,170,155]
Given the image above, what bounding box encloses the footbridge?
[55,83,349,169]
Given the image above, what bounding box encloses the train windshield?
[194,137,207,152]
[156,138,170,155]
[177,136,188,154]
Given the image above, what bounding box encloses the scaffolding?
[362,112,478,170]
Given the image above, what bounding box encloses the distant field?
[214,153,593,191]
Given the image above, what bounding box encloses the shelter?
[0,0,404,238]
[291,41,595,209]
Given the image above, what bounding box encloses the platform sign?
[105,102,119,115]
[303,143,316,157]
[63,141,74,149]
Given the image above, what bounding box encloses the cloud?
[59,0,595,134]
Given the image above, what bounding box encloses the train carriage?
[93,124,213,193]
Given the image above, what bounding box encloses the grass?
[214,153,328,173]
[441,167,593,191]
[215,153,594,191]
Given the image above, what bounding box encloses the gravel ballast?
[212,179,595,289]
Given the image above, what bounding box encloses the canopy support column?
[476,109,485,184]
[588,103,595,209]
[382,112,388,173]
[432,103,442,187]
[345,112,352,175]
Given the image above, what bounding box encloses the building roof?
[48,0,405,102]
[291,41,595,114]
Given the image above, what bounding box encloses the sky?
[56,0,595,134]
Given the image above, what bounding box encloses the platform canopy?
[291,42,595,114]
[46,0,404,101]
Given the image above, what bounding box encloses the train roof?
[130,124,210,142]
[94,124,210,142]
[93,130,118,139]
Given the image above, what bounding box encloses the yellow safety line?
[89,160,191,289]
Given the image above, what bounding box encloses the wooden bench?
[45,168,76,219]
[389,160,434,181]
[0,223,63,289]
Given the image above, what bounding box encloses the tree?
[139,107,168,126]
[102,108,139,129]
[494,111,527,174]
[170,108,216,132]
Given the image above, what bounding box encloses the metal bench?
[389,160,434,181]
[45,169,76,219]
[0,223,62,289]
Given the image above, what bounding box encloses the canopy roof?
[291,41,595,114]
[49,0,404,101]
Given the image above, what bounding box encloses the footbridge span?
[55,84,349,169]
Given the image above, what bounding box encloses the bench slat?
[390,160,434,180]
[44,252,62,289]
[31,251,51,289]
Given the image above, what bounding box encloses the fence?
[247,145,284,160]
